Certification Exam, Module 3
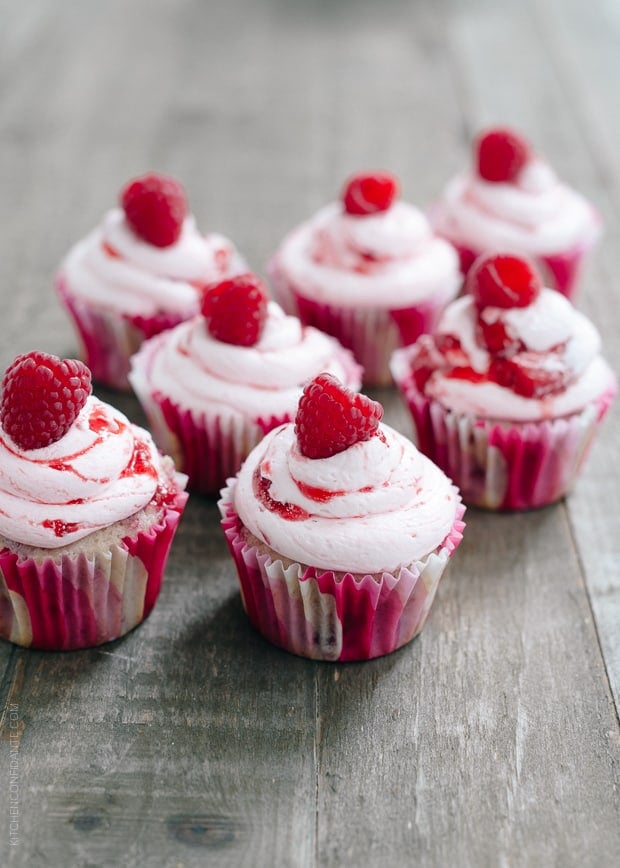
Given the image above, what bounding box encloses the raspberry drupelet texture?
[295,373,383,459]
[466,253,542,310]
[120,172,188,248]
[201,273,269,347]
[412,254,571,400]
[474,127,531,183]
[341,171,399,216]
[0,351,92,450]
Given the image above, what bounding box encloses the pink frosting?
[59,208,246,318]
[129,301,362,421]
[0,396,166,548]
[270,201,461,309]
[430,159,601,256]
[391,288,616,422]
[232,422,460,573]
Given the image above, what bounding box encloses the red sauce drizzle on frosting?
[102,241,120,259]
[253,466,310,521]
[121,438,157,478]
[49,460,73,472]
[42,519,80,538]
[447,366,487,384]
[88,405,123,434]
[215,247,231,273]
[294,480,345,502]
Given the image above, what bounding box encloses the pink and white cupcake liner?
[56,275,190,390]
[268,264,451,387]
[391,359,616,510]
[446,239,595,301]
[130,379,293,496]
[219,484,465,661]
[0,487,187,650]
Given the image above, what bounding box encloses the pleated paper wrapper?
[219,483,465,662]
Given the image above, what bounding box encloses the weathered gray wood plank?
[527,0,620,714]
[442,0,620,711]
[0,1,618,867]
[317,504,620,867]
[1,497,319,868]
[314,0,620,864]
[0,2,321,865]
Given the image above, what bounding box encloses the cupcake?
[390,254,617,510]
[219,373,465,661]
[268,171,461,385]
[129,273,362,496]
[428,127,602,299]
[56,172,246,390]
[0,351,188,650]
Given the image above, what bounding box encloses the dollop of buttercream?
[430,164,600,254]
[413,289,615,421]
[234,423,460,573]
[271,201,461,308]
[59,208,246,317]
[0,396,162,548]
[129,302,362,419]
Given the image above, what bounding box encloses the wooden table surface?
[0,1,619,866]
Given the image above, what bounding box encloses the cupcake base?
[56,275,193,391]
[391,351,616,510]
[219,484,465,661]
[268,260,453,386]
[129,354,295,497]
[143,390,291,497]
[0,481,188,650]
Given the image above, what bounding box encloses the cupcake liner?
[130,341,362,496]
[268,260,451,386]
[130,366,292,495]
[56,275,190,390]
[219,484,465,661]
[0,487,187,650]
[446,239,596,301]
[391,356,616,510]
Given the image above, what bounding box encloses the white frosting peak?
[518,159,557,194]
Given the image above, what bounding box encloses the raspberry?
[120,172,187,247]
[466,253,542,309]
[491,351,570,398]
[1,351,92,450]
[201,273,269,346]
[477,315,524,355]
[475,127,531,183]
[342,171,399,216]
[295,374,383,459]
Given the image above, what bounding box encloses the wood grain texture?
[0,1,618,866]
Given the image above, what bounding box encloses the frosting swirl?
[0,396,163,548]
[59,208,246,318]
[129,301,361,419]
[395,289,616,421]
[233,423,460,573]
[430,161,600,255]
[270,202,460,308]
